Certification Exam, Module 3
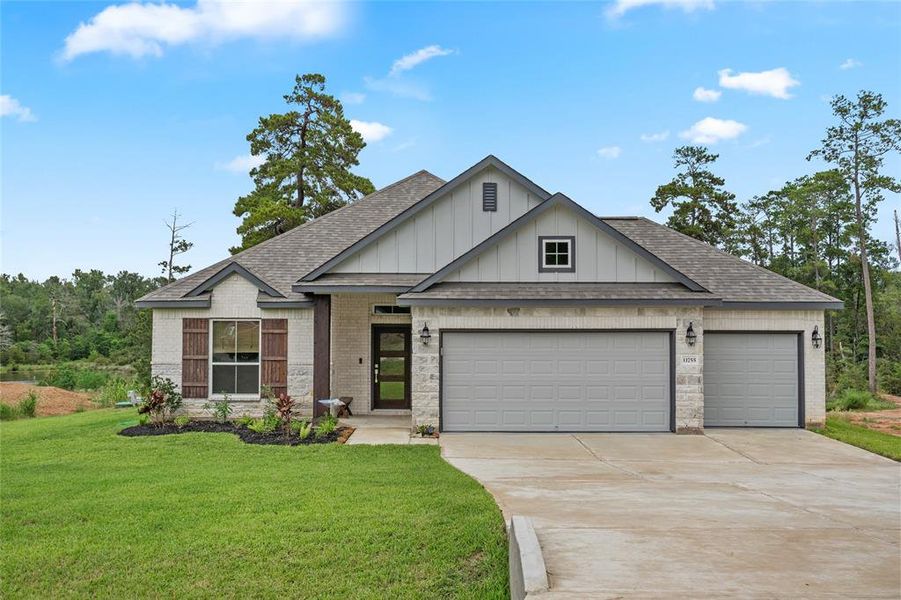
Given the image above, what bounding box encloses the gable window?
[211,320,260,395]
[482,182,497,212]
[539,236,576,273]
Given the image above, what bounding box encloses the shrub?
[827,389,894,412]
[203,396,233,424]
[49,365,77,390]
[236,414,254,428]
[137,376,183,426]
[174,415,190,428]
[416,424,436,437]
[17,391,38,418]
[74,369,108,391]
[0,403,19,421]
[316,414,338,438]
[289,419,308,436]
[138,414,150,426]
[95,377,128,408]
[877,360,901,396]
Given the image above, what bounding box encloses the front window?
[539,236,575,272]
[211,320,260,395]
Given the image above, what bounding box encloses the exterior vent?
[482,183,497,212]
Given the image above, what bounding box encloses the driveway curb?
[508,516,549,600]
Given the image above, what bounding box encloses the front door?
[372,326,411,410]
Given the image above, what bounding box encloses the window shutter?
[182,318,208,399]
[261,319,288,398]
[482,182,497,212]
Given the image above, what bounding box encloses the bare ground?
[840,393,901,436]
[0,382,95,416]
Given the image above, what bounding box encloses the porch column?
[313,294,331,417]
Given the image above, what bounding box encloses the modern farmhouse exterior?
[136,156,842,433]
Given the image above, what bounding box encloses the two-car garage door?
[441,331,671,432]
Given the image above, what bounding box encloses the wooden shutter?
[261,319,288,398]
[182,318,208,399]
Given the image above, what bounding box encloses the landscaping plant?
[17,391,38,418]
[203,396,233,424]
[174,415,190,428]
[316,414,338,438]
[416,424,436,437]
[273,393,295,434]
[137,376,182,426]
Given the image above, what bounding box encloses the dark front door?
[372,325,411,410]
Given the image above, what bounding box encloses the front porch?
[314,292,416,426]
[341,414,437,445]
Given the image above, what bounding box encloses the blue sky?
[2,0,900,280]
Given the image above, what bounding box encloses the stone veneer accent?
[410,305,826,433]
[151,274,314,417]
[329,293,412,414]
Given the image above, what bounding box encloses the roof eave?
[291,284,413,294]
[716,300,845,311]
[134,298,212,309]
[396,296,723,307]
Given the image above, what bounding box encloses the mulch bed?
[118,421,355,446]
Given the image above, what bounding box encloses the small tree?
[231,73,375,253]
[650,146,738,249]
[159,210,193,283]
[808,91,901,393]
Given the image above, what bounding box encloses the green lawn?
[0,410,508,598]
[813,415,901,461]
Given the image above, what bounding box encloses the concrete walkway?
[341,415,437,445]
[442,429,901,598]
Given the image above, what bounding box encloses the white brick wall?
[410,305,825,432]
[151,274,314,417]
[329,293,412,413]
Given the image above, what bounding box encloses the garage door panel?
[704,333,799,428]
[442,331,670,432]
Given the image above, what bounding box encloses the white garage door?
[441,331,671,432]
[704,333,800,427]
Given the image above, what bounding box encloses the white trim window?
[539,236,575,273]
[210,320,260,396]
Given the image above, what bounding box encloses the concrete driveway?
[441,429,901,598]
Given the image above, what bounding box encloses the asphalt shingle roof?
[397,282,720,305]
[601,218,841,306]
[137,170,445,304]
[138,167,841,309]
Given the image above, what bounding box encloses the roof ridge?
[632,217,839,301]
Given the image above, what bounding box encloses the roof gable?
[299,155,552,282]
[410,194,707,293]
[186,262,283,298]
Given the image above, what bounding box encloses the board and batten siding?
[443,205,676,283]
[331,167,543,274]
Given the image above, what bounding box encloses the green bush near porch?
[0,410,508,598]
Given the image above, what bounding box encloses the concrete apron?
[441,429,901,598]
[341,414,438,445]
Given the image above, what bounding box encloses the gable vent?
[482,182,497,212]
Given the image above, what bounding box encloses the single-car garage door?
[704,333,800,427]
[441,331,671,432]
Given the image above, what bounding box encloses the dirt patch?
[0,382,94,416]
[841,394,901,437]
[119,420,355,446]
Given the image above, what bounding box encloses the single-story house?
[136,155,842,433]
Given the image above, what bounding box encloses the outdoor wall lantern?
[686,322,697,346]
[811,326,822,349]
[420,323,432,345]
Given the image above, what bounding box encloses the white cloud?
[350,119,392,143]
[61,0,346,61]
[717,67,799,99]
[692,86,721,102]
[839,58,862,70]
[640,130,670,143]
[597,146,622,159]
[340,92,366,105]
[606,0,714,19]
[389,45,454,76]
[0,95,37,122]
[216,153,265,173]
[679,117,747,144]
